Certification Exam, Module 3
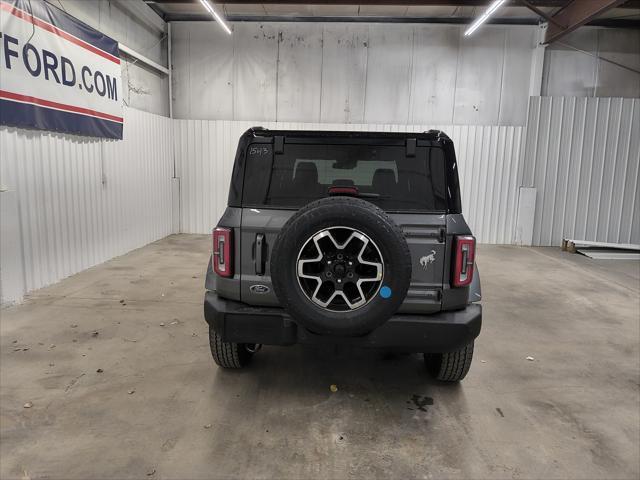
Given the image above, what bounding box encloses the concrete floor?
[1,234,639,479]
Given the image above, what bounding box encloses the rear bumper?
[204,291,481,353]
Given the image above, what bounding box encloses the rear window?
[242,143,447,211]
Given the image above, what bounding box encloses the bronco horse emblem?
[419,250,437,269]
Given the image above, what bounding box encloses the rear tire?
[270,196,412,337]
[424,342,474,382]
[209,327,254,368]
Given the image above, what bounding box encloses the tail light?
[213,227,233,277]
[452,235,475,287]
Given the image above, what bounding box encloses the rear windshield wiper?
[353,192,382,198]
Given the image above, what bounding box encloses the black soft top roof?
[249,127,451,142]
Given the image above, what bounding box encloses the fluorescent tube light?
[198,0,232,35]
[464,0,507,36]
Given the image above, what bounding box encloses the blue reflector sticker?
[380,286,392,299]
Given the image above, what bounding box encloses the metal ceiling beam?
[158,13,639,26]
[145,0,640,26]
[544,0,628,44]
[518,0,564,27]
[146,0,570,5]
[161,14,539,22]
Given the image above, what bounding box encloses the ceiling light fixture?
[198,0,232,35]
[464,0,507,36]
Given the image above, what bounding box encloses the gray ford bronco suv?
[204,128,481,382]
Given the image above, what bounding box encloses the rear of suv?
[204,128,481,382]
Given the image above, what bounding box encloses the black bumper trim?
[204,291,481,353]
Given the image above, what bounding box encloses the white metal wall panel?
[408,25,458,124]
[277,24,324,122]
[453,27,505,125]
[592,28,640,98]
[174,119,525,245]
[542,30,599,98]
[191,25,235,119]
[499,27,539,125]
[170,21,192,119]
[320,24,369,124]
[522,97,640,246]
[171,22,537,126]
[543,28,640,99]
[233,23,279,121]
[362,24,414,124]
[0,107,174,303]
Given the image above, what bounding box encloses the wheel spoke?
[312,290,365,310]
[357,239,383,279]
[297,234,325,301]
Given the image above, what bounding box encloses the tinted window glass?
[242,143,447,211]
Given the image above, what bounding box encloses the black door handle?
[255,234,265,275]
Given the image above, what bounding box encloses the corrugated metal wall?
[522,97,640,246]
[4,96,636,304]
[0,108,174,303]
[174,120,524,244]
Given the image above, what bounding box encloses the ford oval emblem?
[250,284,270,294]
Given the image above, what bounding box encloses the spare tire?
[270,197,412,336]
